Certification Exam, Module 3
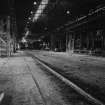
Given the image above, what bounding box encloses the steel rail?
[29,53,104,105]
[24,57,47,105]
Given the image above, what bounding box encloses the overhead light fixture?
[66,10,70,14]
[28,17,31,20]
[34,1,37,5]
[31,11,33,14]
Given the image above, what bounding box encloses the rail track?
[24,57,47,105]
[27,52,104,105]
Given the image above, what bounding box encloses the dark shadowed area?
[0,0,105,39]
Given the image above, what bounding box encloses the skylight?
[33,0,49,22]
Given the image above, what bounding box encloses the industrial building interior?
[0,0,105,56]
[0,0,105,105]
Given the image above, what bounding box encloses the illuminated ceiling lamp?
[66,10,70,14]
[34,1,37,5]
[28,17,31,20]
[31,11,33,14]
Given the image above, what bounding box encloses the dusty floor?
[0,51,92,105]
[27,50,105,103]
[0,53,44,105]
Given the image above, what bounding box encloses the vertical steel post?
[7,16,11,56]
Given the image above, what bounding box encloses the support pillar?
[92,32,94,50]
[66,32,74,53]
[51,34,55,51]
[87,33,89,50]
[66,32,69,52]
[80,32,82,50]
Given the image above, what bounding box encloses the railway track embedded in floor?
[27,52,104,105]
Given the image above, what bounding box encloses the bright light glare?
[31,11,33,14]
[22,37,27,43]
[66,10,70,14]
[25,30,29,37]
[34,1,37,5]
[33,0,49,22]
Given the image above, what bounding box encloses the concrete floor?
[27,50,105,103]
[0,51,91,105]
